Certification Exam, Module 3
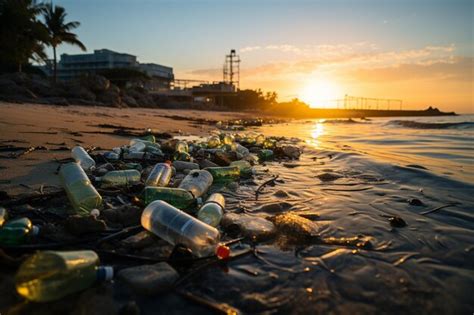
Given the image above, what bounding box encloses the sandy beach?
[0,102,253,195]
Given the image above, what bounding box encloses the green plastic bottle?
[143,187,200,209]
[15,250,113,302]
[0,217,39,245]
[205,166,240,183]
[258,149,274,161]
[96,170,141,188]
[230,160,254,177]
[59,162,102,215]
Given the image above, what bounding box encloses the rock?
[65,82,96,101]
[96,86,121,107]
[221,213,276,241]
[408,198,424,206]
[121,231,159,249]
[316,172,342,182]
[281,145,301,159]
[101,205,142,226]
[269,213,319,240]
[254,202,293,214]
[122,94,138,107]
[198,159,218,169]
[81,74,110,93]
[212,151,238,166]
[389,216,407,227]
[65,215,107,236]
[73,285,118,315]
[117,262,179,295]
[273,190,289,198]
[41,96,69,106]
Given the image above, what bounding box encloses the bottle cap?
[216,244,230,260]
[97,266,114,281]
[30,225,40,236]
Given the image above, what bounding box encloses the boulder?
[117,262,179,295]
[221,213,276,241]
[81,74,110,93]
[122,94,138,107]
[268,213,319,240]
[64,215,107,236]
[65,82,96,101]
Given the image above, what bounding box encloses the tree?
[0,0,48,72]
[43,3,86,82]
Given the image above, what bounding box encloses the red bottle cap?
[216,244,230,260]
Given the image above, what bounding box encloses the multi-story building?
[40,49,174,90]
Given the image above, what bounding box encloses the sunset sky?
[52,0,473,113]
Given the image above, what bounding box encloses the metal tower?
[223,49,240,90]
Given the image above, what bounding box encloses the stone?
[121,231,159,249]
[101,205,142,226]
[254,201,293,214]
[221,213,276,241]
[122,95,138,107]
[81,74,110,93]
[65,215,107,236]
[281,145,301,159]
[212,151,238,166]
[73,285,118,315]
[316,172,342,182]
[269,213,319,240]
[273,190,289,198]
[117,262,179,295]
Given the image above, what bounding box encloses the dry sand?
[0,102,250,195]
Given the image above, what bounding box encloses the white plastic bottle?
[71,146,96,171]
[141,200,221,257]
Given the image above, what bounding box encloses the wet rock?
[199,159,218,169]
[139,240,175,258]
[281,145,301,159]
[118,262,179,295]
[389,216,407,227]
[121,231,159,249]
[221,213,276,241]
[101,205,142,226]
[213,151,238,166]
[254,201,293,214]
[269,213,319,240]
[73,285,118,315]
[408,198,424,206]
[273,190,289,198]
[316,172,342,182]
[65,215,107,236]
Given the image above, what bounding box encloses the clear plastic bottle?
[15,250,113,302]
[71,146,96,171]
[59,162,102,215]
[0,217,39,245]
[235,143,250,157]
[178,170,213,198]
[142,187,199,209]
[172,160,200,171]
[207,136,221,148]
[145,163,172,187]
[129,140,146,153]
[197,193,225,227]
[0,207,7,227]
[205,166,240,183]
[230,160,254,177]
[141,200,220,257]
[96,170,141,188]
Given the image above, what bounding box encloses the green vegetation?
[43,3,86,82]
[221,89,279,111]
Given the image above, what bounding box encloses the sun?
[299,78,343,108]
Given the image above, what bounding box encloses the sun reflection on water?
[306,120,325,147]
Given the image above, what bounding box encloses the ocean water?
[171,115,474,314]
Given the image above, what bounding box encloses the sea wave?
[387,120,474,129]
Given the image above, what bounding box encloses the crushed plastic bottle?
[96,170,141,188]
[207,136,221,148]
[143,187,200,209]
[15,250,113,302]
[59,162,102,215]
[141,200,221,257]
[178,170,213,198]
[197,193,225,227]
[71,146,96,171]
[0,217,39,245]
[230,160,254,177]
[145,163,172,187]
[205,166,240,183]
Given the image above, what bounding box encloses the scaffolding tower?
[223,49,240,90]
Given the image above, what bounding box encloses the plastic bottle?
[145,163,172,187]
[96,170,141,188]
[59,162,102,215]
[230,160,254,177]
[175,141,189,153]
[197,193,225,227]
[205,166,240,183]
[129,140,146,153]
[172,160,200,171]
[0,217,39,245]
[141,200,221,257]
[207,136,221,148]
[15,250,113,302]
[0,207,7,227]
[223,134,234,145]
[71,146,96,171]
[178,170,213,198]
[140,134,156,143]
[142,187,200,209]
[123,151,145,160]
[173,151,191,161]
[259,149,274,161]
[255,134,265,145]
[103,151,120,160]
[235,143,250,157]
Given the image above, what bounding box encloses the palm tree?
[43,3,86,82]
